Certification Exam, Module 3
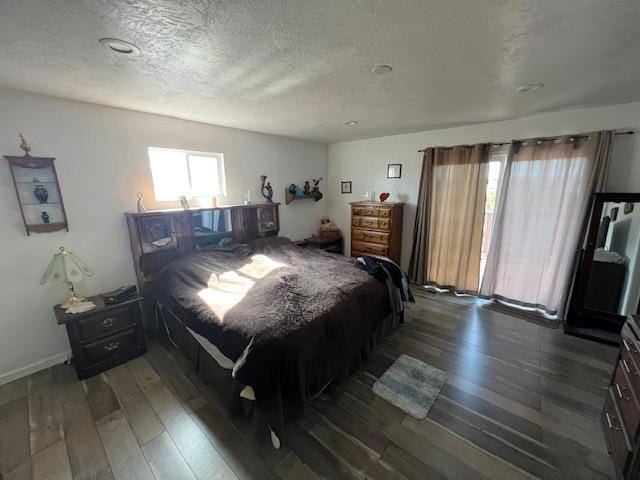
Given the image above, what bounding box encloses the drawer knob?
[103,342,120,351]
[623,338,637,354]
[102,317,115,328]
[606,412,621,430]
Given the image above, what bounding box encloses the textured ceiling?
[1,0,639,143]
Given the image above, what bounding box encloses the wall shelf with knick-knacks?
[5,137,69,235]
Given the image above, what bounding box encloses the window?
[148,147,226,201]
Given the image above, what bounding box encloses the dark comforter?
[151,237,398,436]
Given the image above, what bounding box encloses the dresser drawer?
[351,240,389,256]
[355,216,381,229]
[378,218,391,231]
[76,305,136,341]
[351,206,393,218]
[603,388,633,475]
[352,206,378,217]
[352,229,390,245]
[613,362,640,440]
[82,328,140,366]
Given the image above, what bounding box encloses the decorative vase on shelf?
[41,211,50,224]
[34,184,48,203]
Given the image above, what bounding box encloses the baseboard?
[0,351,72,386]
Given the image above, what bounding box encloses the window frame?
[148,146,226,202]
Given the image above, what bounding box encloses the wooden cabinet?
[350,201,403,263]
[55,296,146,379]
[602,315,640,478]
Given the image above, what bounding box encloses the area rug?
[373,354,447,419]
[482,300,560,329]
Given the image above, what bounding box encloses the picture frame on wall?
[387,163,402,179]
[341,181,352,194]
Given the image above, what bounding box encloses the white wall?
[0,87,327,384]
[328,102,640,270]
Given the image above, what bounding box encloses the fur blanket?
[151,237,394,434]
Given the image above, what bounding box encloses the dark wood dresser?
[350,201,404,263]
[602,315,640,478]
[55,296,146,379]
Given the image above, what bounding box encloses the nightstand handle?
[606,413,620,430]
[103,342,120,351]
[102,318,115,328]
[623,359,634,375]
[623,338,637,353]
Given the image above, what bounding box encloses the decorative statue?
[41,211,50,224]
[19,133,32,156]
[303,181,311,195]
[312,177,323,194]
[260,175,274,203]
[136,192,147,212]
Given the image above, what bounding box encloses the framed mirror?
[566,192,640,344]
[191,209,233,248]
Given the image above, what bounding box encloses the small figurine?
[19,133,32,156]
[41,211,50,224]
[260,175,274,203]
[312,177,323,194]
[303,181,311,195]
[136,192,147,212]
[34,184,49,204]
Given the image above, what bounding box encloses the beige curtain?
[409,144,490,293]
[480,132,613,315]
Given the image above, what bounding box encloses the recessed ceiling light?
[372,65,393,75]
[343,120,358,126]
[99,38,141,56]
[516,82,545,93]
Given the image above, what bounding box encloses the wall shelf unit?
[284,189,323,205]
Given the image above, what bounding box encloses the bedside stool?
[55,295,146,379]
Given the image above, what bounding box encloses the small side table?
[55,295,146,379]
[301,235,343,254]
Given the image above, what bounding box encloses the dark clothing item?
[356,255,415,314]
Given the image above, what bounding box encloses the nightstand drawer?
[82,328,139,366]
[76,306,135,341]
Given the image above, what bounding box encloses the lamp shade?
[40,247,94,285]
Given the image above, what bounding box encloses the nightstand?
[55,295,146,379]
[301,235,343,254]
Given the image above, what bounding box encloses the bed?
[125,204,402,447]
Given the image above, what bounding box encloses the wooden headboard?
[125,202,280,297]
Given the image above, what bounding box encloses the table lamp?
[40,247,95,308]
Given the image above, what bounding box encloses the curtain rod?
[417,130,635,153]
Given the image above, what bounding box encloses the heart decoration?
[379,192,390,202]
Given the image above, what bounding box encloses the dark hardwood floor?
[0,289,618,479]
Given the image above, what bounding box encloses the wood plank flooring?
[0,290,617,479]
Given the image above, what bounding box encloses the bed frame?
[125,202,280,329]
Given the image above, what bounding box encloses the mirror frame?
[565,192,640,344]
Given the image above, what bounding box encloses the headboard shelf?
[125,203,281,320]
[127,202,280,217]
